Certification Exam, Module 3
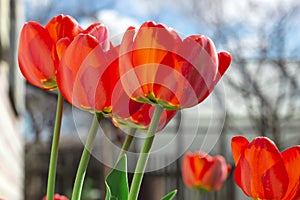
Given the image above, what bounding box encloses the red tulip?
[281,146,300,200]
[110,79,177,131]
[181,151,231,191]
[57,24,141,116]
[112,102,177,132]
[231,136,300,200]
[119,21,231,110]
[43,193,69,200]
[18,14,83,90]
[57,23,114,112]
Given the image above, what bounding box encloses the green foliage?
[105,155,129,200]
[161,190,177,200]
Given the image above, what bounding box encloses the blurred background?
[0,0,300,199]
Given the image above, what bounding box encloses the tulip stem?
[117,128,137,161]
[46,91,64,200]
[71,113,102,200]
[128,105,164,200]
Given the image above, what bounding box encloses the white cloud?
[96,9,140,45]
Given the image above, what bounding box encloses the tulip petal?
[59,32,120,113]
[182,151,230,191]
[231,136,249,164]
[132,21,181,101]
[182,152,198,187]
[57,34,99,108]
[214,51,231,84]
[83,23,110,51]
[111,81,176,131]
[111,80,144,119]
[176,35,218,107]
[201,155,230,190]
[45,14,83,43]
[234,137,288,199]
[18,21,57,89]
[185,50,232,106]
[56,37,71,60]
[119,26,146,100]
[282,146,300,200]
[130,104,177,131]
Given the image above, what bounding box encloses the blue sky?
[24,0,300,59]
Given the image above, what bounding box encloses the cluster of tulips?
[18,14,299,200]
[183,136,300,200]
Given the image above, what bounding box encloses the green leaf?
[161,189,177,200]
[105,155,129,200]
[105,184,111,200]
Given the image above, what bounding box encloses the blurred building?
[0,0,25,199]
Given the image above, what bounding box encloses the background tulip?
[18,14,83,90]
[119,21,231,110]
[43,194,69,200]
[231,136,300,200]
[181,151,231,191]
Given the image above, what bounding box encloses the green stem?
[46,92,64,200]
[117,128,137,160]
[128,105,164,200]
[71,113,102,200]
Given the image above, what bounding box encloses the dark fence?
[25,141,237,200]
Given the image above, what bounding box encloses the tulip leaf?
[161,189,177,200]
[105,155,128,200]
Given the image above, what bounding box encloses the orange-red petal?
[182,152,198,187]
[83,23,110,50]
[18,21,57,89]
[234,137,288,199]
[130,103,177,131]
[119,26,145,100]
[43,194,69,200]
[174,35,219,107]
[200,155,231,190]
[282,146,300,200]
[56,37,71,60]
[216,51,231,79]
[231,136,249,164]
[182,151,230,191]
[45,14,83,43]
[58,32,120,113]
[57,34,99,109]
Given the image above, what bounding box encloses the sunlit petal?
[282,146,300,200]
[231,136,249,164]
[18,21,57,89]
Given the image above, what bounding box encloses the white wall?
[0,0,24,199]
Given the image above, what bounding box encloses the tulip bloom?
[112,102,177,132]
[57,23,113,113]
[18,14,83,90]
[231,136,300,200]
[57,24,141,116]
[119,21,231,110]
[43,194,69,200]
[111,80,177,131]
[181,151,231,191]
